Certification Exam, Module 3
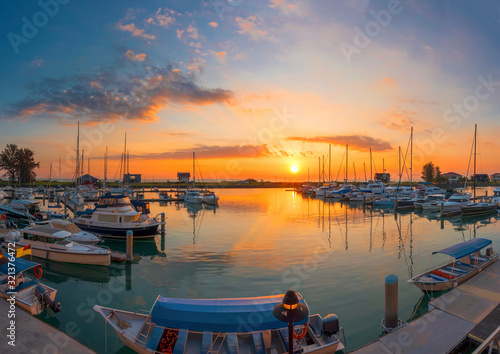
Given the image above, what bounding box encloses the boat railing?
[472,325,500,353]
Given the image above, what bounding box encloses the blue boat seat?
[226,333,239,354]
[470,256,489,262]
[444,266,467,274]
[173,329,189,354]
[456,261,476,268]
[252,332,266,354]
[427,274,448,281]
[201,332,212,353]
[279,328,303,353]
[146,326,164,351]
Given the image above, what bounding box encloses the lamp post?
[273,289,309,354]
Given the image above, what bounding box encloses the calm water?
[14,188,500,352]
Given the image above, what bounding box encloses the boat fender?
[0,214,5,221]
[33,213,38,219]
[33,266,43,279]
[322,314,340,337]
[35,285,62,313]
[293,323,309,340]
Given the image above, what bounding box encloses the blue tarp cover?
[0,257,39,276]
[432,238,492,259]
[150,294,308,332]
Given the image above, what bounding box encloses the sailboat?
[461,124,497,216]
[185,152,220,205]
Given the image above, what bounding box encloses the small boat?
[94,293,345,354]
[0,253,61,315]
[408,238,498,292]
[461,198,498,216]
[4,226,111,266]
[49,219,102,244]
[158,191,171,200]
[0,200,51,225]
[72,194,161,239]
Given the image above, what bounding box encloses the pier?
[0,299,95,353]
[352,261,500,353]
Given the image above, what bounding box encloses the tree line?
[0,144,40,183]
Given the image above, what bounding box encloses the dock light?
[273,289,309,354]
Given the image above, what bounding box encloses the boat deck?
[351,261,500,353]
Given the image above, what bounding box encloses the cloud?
[187,25,199,39]
[31,59,43,67]
[146,8,175,28]
[268,0,297,13]
[377,107,416,132]
[124,50,147,62]
[1,64,234,124]
[235,16,270,41]
[286,135,393,152]
[187,58,206,73]
[382,77,397,88]
[118,23,155,40]
[209,50,227,63]
[176,29,184,39]
[209,21,218,28]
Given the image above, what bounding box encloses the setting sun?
[290,165,299,173]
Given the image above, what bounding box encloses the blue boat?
[408,238,498,292]
[94,293,345,353]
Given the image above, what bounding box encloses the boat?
[201,191,219,205]
[408,238,498,292]
[0,253,61,315]
[414,194,446,211]
[185,189,204,204]
[4,226,111,266]
[158,191,171,200]
[72,194,161,239]
[439,190,472,216]
[94,292,345,354]
[314,184,332,197]
[325,184,356,199]
[0,200,51,225]
[490,187,500,206]
[0,213,18,240]
[49,219,102,244]
[0,190,4,201]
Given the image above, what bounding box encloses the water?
[10,188,500,352]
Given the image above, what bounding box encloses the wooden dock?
[352,261,500,353]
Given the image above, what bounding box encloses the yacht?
[359,181,385,195]
[201,191,219,205]
[325,185,356,199]
[314,184,332,197]
[49,219,102,244]
[461,198,497,216]
[414,194,447,210]
[72,194,161,239]
[4,226,111,266]
[0,200,51,225]
[184,189,203,204]
[440,191,472,216]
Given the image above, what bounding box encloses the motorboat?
[0,213,18,240]
[440,190,472,216]
[358,181,385,195]
[0,200,51,225]
[408,238,498,292]
[314,184,332,197]
[60,190,85,206]
[201,191,219,205]
[49,219,102,244]
[490,187,500,206]
[325,185,356,199]
[461,198,498,216]
[184,189,203,204]
[158,191,171,200]
[0,254,61,315]
[4,226,111,266]
[414,194,446,211]
[72,194,161,239]
[94,292,345,354]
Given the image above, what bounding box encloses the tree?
[0,144,40,183]
[421,161,435,183]
[434,166,447,183]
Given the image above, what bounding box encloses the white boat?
[416,194,447,211]
[325,184,356,199]
[201,191,219,205]
[314,184,332,197]
[72,194,161,239]
[0,200,51,225]
[158,191,171,200]
[61,190,85,206]
[440,190,472,216]
[461,198,498,216]
[49,219,102,244]
[4,226,111,266]
[0,190,5,201]
[94,292,345,354]
[0,254,61,315]
[491,187,500,206]
[185,189,203,204]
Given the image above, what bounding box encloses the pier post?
[161,213,165,234]
[440,202,444,218]
[384,274,399,331]
[126,230,133,261]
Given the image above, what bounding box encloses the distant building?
[471,174,489,183]
[177,172,190,183]
[491,173,500,183]
[123,174,142,184]
[442,172,462,183]
[78,174,98,185]
[374,173,390,183]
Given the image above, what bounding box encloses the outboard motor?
[35,285,62,313]
[322,314,340,337]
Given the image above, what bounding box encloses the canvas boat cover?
[432,238,492,259]
[150,294,308,332]
[0,257,39,276]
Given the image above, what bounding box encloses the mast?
[104,146,108,191]
[49,163,52,188]
[88,158,90,177]
[123,132,127,187]
[346,145,349,183]
[398,146,401,178]
[363,162,367,182]
[81,150,84,177]
[76,122,80,189]
[410,127,413,189]
[353,162,356,182]
[322,155,325,183]
[474,123,477,199]
[318,157,320,186]
[328,144,331,183]
[383,158,385,180]
[59,156,61,181]
[370,148,372,182]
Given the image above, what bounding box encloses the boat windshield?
[98,197,131,206]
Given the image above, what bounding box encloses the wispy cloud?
[235,16,272,42]
[286,135,393,151]
[124,50,147,62]
[118,22,155,40]
[146,8,175,28]
[1,64,233,124]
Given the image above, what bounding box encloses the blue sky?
[1,0,500,180]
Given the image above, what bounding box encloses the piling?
[440,202,444,218]
[384,274,399,331]
[126,230,133,261]
[161,213,166,233]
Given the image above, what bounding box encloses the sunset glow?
[291,165,299,174]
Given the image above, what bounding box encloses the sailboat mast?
[399,146,401,178]
[363,162,367,182]
[328,144,331,183]
[193,152,196,187]
[410,127,413,189]
[353,162,356,182]
[346,145,349,183]
[370,148,372,182]
[49,163,52,188]
[474,123,477,199]
[123,133,127,186]
[76,122,80,188]
[318,157,320,186]
[104,146,108,191]
[81,150,84,177]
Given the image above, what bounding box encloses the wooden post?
[126,230,133,261]
[161,213,165,234]
[384,274,399,330]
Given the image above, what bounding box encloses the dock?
[352,261,500,353]
[0,298,95,353]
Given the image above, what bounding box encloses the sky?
[1,0,500,182]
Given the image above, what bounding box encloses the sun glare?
[291,165,299,173]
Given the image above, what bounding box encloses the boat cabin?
[22,227,72,245]
[131,201,152,216]
[97,194,132,207]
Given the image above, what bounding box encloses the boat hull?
[0,284,57,315]
[74,222,158,239]
[16,246,111,266]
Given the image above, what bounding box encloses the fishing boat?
[0,200,51,225]
[49,219,102,244]
[94,293,345,354]
[72,194,161,239]
[0,252,61,315]
[3,226,111,266]
[408,238,498,293]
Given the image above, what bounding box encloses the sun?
[290,165,299,173]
